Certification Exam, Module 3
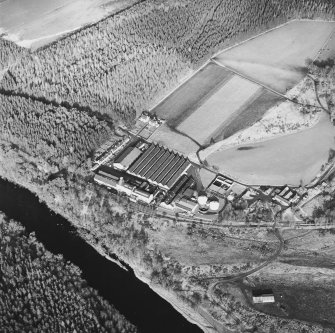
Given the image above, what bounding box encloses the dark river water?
[0,177,202,333]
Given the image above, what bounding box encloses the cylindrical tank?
[209,199,220,211]
[198,194,208,206]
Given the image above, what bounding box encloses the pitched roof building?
[127,143,191,189]
[113,146,143,170]
[175,197,198,214]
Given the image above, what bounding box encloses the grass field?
[152,62,232,126]
[214,20,335,93]
[150,20,335,187]
[152,224,272,266]
[205,112,335,186]
[176,75,261,145]
[318,27,335,61]
[151,74,282,153]
[246,283,335,327]
[0,0,136,49]
[212,89,285,142]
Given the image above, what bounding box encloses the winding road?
[202,228,284,328]
[203,228,284,284]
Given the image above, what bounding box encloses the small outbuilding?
[252,289,275,304]
[175,197,198,214]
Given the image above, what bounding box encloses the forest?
[0,95,113,172]
[0,39,28,72]
[0,212,137,333]
[0,0,334,124]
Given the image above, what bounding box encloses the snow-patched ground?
[0,0,136,49]
[195,75,335,186]
[200,77,321,158]
[214,20,335,93]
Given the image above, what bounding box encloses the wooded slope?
[1,0,334,123]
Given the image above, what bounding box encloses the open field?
[205,112,335,186]
[214,20,335,93]
[212,89,285,142]
[151,224,275,266]
[152,62,232,126]
[176,75,261,145]
[318,28,335,61]
[244,283,335,327]
[151,21,335,152]
[149,20,335,189]
[246,255,335,329]
[151,63,279,151]
[202,87,321,156]
[0,0,137,49]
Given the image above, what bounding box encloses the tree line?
[308,59,335,119]
[1,0,333,124]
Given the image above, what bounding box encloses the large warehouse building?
[94,140,196,206]
[126,143,192,189]
[94,165,156,204]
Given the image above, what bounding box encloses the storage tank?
[198,194,208,206]
[209,199,220,211]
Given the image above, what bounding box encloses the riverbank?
[0,212,137,332]
[0,175,202,333]
[132,269,215,333]
[90,233,217,331]
[1,140,334,332]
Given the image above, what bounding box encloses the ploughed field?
[151,20,335,186]
[151,63,281,151]
[153,62,233,127]
[176,75,261,145]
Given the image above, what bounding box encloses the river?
[0,177,202,333]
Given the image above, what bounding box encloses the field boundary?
[199,109,327,159]
[169,70,233,127]
[211,18,335,59]
[215,90,286,141]
[313,24,335,61]
[34,0,147,52]
[149,20,292,114]
[211,59,291,100]
[150,18,335,118]
[211,58,327,113]
[149,63,209,113]
[211,21,292,59]
[210,87,265,143]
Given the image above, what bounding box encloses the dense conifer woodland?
[0,39,28,72]
[1,0,334,123]
[0,213,137,333]
[0,95,112,171]
[0,1,335,332]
